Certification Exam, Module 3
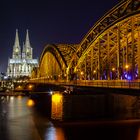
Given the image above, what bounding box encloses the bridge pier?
[51,92,140,121]
[30,89,140,121]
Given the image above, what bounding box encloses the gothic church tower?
[7,29,38,78]
[24,29,33,59]
[12,29,21,59]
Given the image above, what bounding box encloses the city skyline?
[0,0,118,73]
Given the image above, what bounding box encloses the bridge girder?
[39,44,78,80]
[38,0,140,81]
[67,0,140,80]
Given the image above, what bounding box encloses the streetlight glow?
[93,70,96,73]
[112,68,115,71]
[125,65,129,69]
[80,71,84,75]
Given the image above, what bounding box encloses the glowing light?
[45,127,65,140]
[124,73,132,80]
[10,96,14,100]
[18,85,21,89]
[17,95,22,99]
[16,85,23,90]
[112,67,115,71]
[49,91,53,95]
[80,71,84,75]
[28,84,34,90]
[93,70,96,73]
[27,99,35,107]
[52,94,62,103]
[125,65,129,69]
[51,93,63,120]
[127,75,132,80]
[15,48,18,52]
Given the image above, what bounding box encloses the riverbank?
[0,91,26,96]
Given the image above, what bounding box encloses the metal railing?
[30,78,140,90]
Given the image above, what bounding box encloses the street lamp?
[80,71,84,80]
[124,64,131,80]
[112,67,115,71]
[80,71,84,75]
[125,64,129,69]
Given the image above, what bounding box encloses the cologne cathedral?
[7,29,38,78]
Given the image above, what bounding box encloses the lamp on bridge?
[111,67,116,80]
[80,71,84,75]
[125,64,129,69]
[80,71,84,80]
[112,67,115,71]
[124,64,132,80]
[93,70,96,73]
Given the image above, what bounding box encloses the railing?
[76,80,140,89]
[30,78,140,90]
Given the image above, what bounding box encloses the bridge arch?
[39,44,78,80]
[68,0,140,80]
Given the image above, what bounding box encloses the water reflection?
[51,92,63,120]
[44,122,65,140]
[137,127,140,140]
[17,95,22,100]
[45,126,65,140]
[0,93,140,140]
[0,95,40,140]
[27,99,35,107]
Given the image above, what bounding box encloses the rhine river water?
[0,92,140,140]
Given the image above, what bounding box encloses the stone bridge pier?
[30,92,140,121]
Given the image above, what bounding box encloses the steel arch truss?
[39,44,77,80]
[72,15,140,80]
[68,0,140,80]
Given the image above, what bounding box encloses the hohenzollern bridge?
[30,0,140,89]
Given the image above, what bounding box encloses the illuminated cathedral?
[7,29,38,78]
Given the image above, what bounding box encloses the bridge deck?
[29,79,140,90]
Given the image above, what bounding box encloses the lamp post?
[125,64,131,80]
[112,67,116,80]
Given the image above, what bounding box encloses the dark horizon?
[0,0,119,73]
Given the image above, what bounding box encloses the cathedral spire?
[12,29,21,59]
[25,29,33,59]
[25,29,31,48]
[14,29,20,47]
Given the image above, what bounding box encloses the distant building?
[7,29,38,78]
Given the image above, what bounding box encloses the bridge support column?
[107,32,110,80]
[131,18,135,80]
[91,47,93,80]
[98,39,101,80]
[84,54,87,80]
[138,27,140,79]
[117,25,121,80]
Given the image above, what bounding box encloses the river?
[0,93,140,140]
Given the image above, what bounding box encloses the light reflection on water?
[51,92,63,120]
[27,99,35,107]
[136,127,140,140]
[0,94,140,140]
[45,125,65,140]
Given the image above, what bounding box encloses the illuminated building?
[7,29,38,78]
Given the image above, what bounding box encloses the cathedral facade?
[7,29,38,78]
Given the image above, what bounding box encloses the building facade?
[7,29,38,78]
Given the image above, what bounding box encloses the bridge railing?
[29,78,140,89]
[75,80,140,89]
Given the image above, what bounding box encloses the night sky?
[0,0,119,73]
